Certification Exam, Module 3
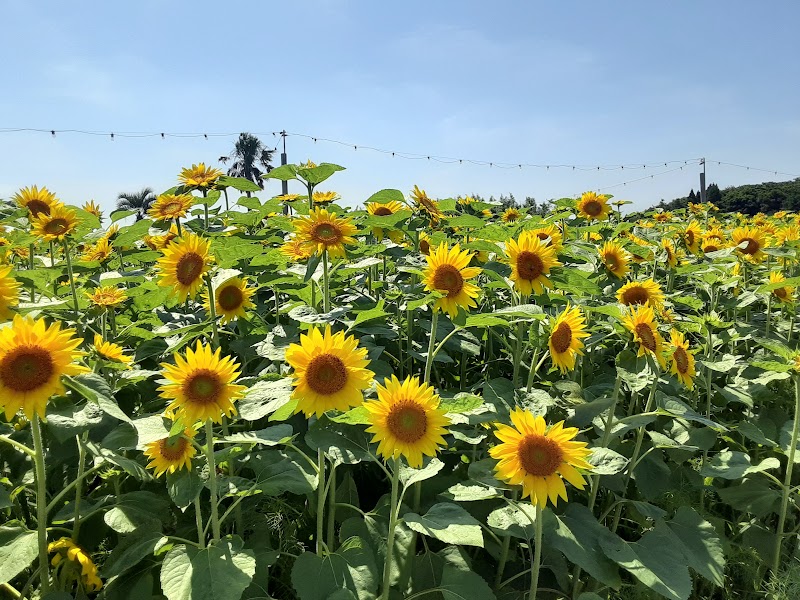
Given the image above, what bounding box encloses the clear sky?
[1,0,798,214]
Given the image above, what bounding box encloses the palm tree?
[116,187,156,221]
[218,133,275,188]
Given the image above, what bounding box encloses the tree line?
[651,178,800,215]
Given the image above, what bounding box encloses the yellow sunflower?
[667,330,696,389]
[82,200,102,219]
[205,276,255,324]
[93,335,132,366]
[548,304,589,374]
[732,227,767,262]
[529,224,564,253]
[688,202,704,215]
[293,208,357,259]
[410,185,442,224]
[599,241,630,279]
[0,315,88,420]
[423,242,482,317]
[280,237,312,262]
[769,271,795,303]
[276,193,302,203]
[178,163,223,188]
[156,232,213,301]
[31,204,79,242]
[86,286,127,308]
[419,231,431,255]
[312,191,340,205]
[489,408,593,509]
[285,325,375,417]
[776,225,800,245]
[576,191,612,221]
[13,185,58,218]
[654,211,673,223]
[505,232,561,296]
[48,538,103,592]
[700,235,726,254]
[81,238,113,263]
[159,341,246,424]
[0,266,20,320]
[143,427,197,477]
[662,238,679,268]
[682,221,702,254]
[621,305,666,368]
[364,375,450,468]
[616,279,665,308]
[502,208,521,223]
[367,200,406,243]
[149,194,194,221]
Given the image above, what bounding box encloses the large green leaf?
[404,503,484,547]
[64,374,131,423]
[666,507,725,587]
[291,537,378,600]
[102,530,167,578]
[237,379,294,421]
[0,525,38,584]
[250,450,317,495]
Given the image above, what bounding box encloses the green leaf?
[250,450,317,495]
[717,478,781,516]
[237,379,294,421]
[102,531,167,578]
[365,189,405,204]
[446,215,486,229]
[405,503,483,547]
[588,448,629,475]
[262,164,298,181]
[349,300,389,329]
[487,503,537,539]
[218,425,293,446]
[104,491,169,533]
[699,354,739,373]
[131,415,171,448]
[438,563,496,600]
[699,450,777,479]
[754,337,796,360]
[667,507,725,587]
[399,458,445,487]
[306,417,372,465]
[218,176,261,192]
[440,483,499,502]
[64,374,131,423]
[291,537,378,600]
[298,162,345,185]
[0,525,38,585]
[167,467,205,509]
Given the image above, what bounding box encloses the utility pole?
[280,130,289,214]
[699,157,707,204]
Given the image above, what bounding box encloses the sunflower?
[616,279,664,308]
[688,202,704,215]
[276,194,302,203]
[599,241,630,279]
[178,163,223,188]
[293,208,357,259]
[93,335,132,366]
[681,221,702,254]
[423,242,482,317]
[0,266,20,320]
[654,211,672,223]
[769,271,795,303]
[457,196,475,206]
[86,286,127,308]
[143,427,197,477]
[548,304,589,374]
[156,232,213,301]
[367,200,407,243]
[312,191,340,205]
[280,237,312,262]
[732,227,767,262]
[410,185,442,224]
[149,194,194,221]
[0,315,88,420]
[81,238,113,263]
[576,191,611,221]
[205,276,255,324]
[13,185,58,218]
[48,538,103,592]
[159,341,245,424]
[285,325,374,417]
[529,224,564,253]
[364,375,450,468]
[621,305,666,368]
[419,232,431,255]
[776,225,800,245]
[82,200,102,219]
[505,232,561,296]
[502,208,521,223]
[661,238,679,268]
[667,330,696,389]
[490,408,593,509]
[31,204,79,242]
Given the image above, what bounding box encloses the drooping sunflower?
[81,238,113,263]
[48,538,103,592]
[616,279,665,308]
[667,330,696,389]
[490,408,593,509]
[82,200,102,219]
[682,221,702,254]
[31,204,79,242]
[86,286,127,309]
[732,226,767,262]
[0,266,20,320]
[149,194,194,221]
[285,325,375,417]
[293,208,357,259]
[312,191,340,205]
[101,223,120,242]
[367,200,406,243]
[769,271,795,303]
[0,315,88,420]
[156,232,213,301]
[364,375,450,468]
[423,242,482,317]
[576,191,612,221]
[661,238,679,268]
[205,276,255,324]
[529,224,564,253]
[410,185,442,224]
[621,305,667,368]
[599,241,630,279]
[505,232,561,296]
[93,335,132,366]
[418,231,431,255]
[13,185,58,218]
[143,427,197,477]
[159,341,246,424]
[502,208,521,223]
[548,304,589,374]
[280,237,312,262]
[178,163,223,189]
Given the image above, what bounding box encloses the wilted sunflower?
[293,208,357,259]
[548,304,589,373]
[622,305,666,368]
[205,276,255,324]
[367,200,406,243]
[661,238,679,268]
[732,226,767,262]
[81,238,113,263]
[682,221,702,254]
[0,266,20,320]
[149,194,194,221]
[82,200,102,219]
[13,185,58,218]
[31,204,79,242]
[312,191,340,205]
[529,223,564,253]
[0,315,87,420]
[93,335,132,366]
[616,279,664,308]
[285,325,374,417]
[160,341,246,424]
[364,375,450,468]
[490,408,593,509]
[156,232,212,301]
[48,538,103,592]
[178,163,223,188]
[143,427,197,477]
[502,207,521,223]
[769,271,795,303]
[423,242,482,317]
[576,191,611,221]
[410,184,442,224]
[86,286,127,308]
[505,232,561,296]
[667,330,696,389]
[599,241,630,279]
[280,237,312,262]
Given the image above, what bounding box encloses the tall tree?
[116,187,156,221]
[218,133,275,188]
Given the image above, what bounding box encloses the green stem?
[204,420,221,542]
[202,189,209,229]
[513,321,524,388]
[0,435,36,457]
[494,489,518,590]
[316,448,326,556]
[423,310,440,384]
[774,373,800,573]
[46,463,106,513]
[700,323,715,512]
[194,497,205,548]
[379,458,401,600]
[62,239,80,320]
[766,293,773,338]
[205,275,220,349]
[71,432,87,538]
[31,416,51,593]
[406,308,414,375]
[175,217,182,237]
[529,504,543,600]
[28,243,35,301]
[322,251,331,313]
[327,462,337,552]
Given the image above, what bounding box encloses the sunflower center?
[583,201,602,217]
[175,252,204,285]
[0,346,55,392]
[218,285,244,311]
[419,239,430,255]
[704,244,719,253]
[163,202,183,216]
[673,347,689,374]
[433,265,464,297]
[741,238,759,255]
[159,436,189,461]
[635,323,658,352]
[518,434,563,477]
[550,322,573,354]
[685,231,695,246]
[386,401,428,443]
[536,232,550,243]
[373,207,393,216]
[184,370,223,404]
[306,354,347,395]
[44,218,69,235]
[517,251,544,281]
[27,200,51,217]
[775,287,788,299]
[620,286,649,306]
[312,223,342,244]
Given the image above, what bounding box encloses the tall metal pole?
[281,130,289,214]
[699,157,707,204]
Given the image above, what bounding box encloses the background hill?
[651,178,800,215]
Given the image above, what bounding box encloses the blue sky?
[1,0,798,214]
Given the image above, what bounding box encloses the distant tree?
[649,178,800,215]
[688,189,697,202]
[116,187,156,221]
[499,193,518,209]
[524,196,550,216]
[706,183,722,206]
[218,133,275,188]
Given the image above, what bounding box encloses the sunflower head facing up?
[668,329,696,389]
[490,408,593,509]
[31,203,79,242]
[616,279,664,309]
[423,242,482,317]
[13,185,59,218]
[159,341,246,424]
[280,237,313,262]
[82,200,103,219]
[86,285,127,309]
[364,375,450,468]
[285,325,374,417]
[769,271,795,304]
[178,163,223,189]
[548,303,589,374]
[502,207,521,223]
[505,232,561,297]
[156,232,213,302]
[149,194,194,221]
[205,276,255,324]
[143,427,197,477]
[682,221,702,254]
[599,241,630,279]
[732,226,767,262]
[367,200,407,243]
[776,224,800,245]
[293,208,357,259]
[312,191,340,205]
[0,315,88,420]
[576,191,612,221]
[0,266,20,321]
[621,305,666,368]
[81,238,113,263]
[92,335,132,367]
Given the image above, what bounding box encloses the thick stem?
[326,462,337,552]
[529,504,543,600]
[205,275,220,349]
[379,458,401,600]
[423,310,440,384]
[494,489,518,590]
[322,251,331,313]
[513,321,524,388]
[28,243,35,301]
[71,432,87,538]
[62,239,80,320]
[316,448,326,556]
[31,416,51,593]
[204,420,221,542]
[202,189,209,229]
[774,373,800,573]
[194,497,205,548]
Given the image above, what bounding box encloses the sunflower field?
[1,160,800,600]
